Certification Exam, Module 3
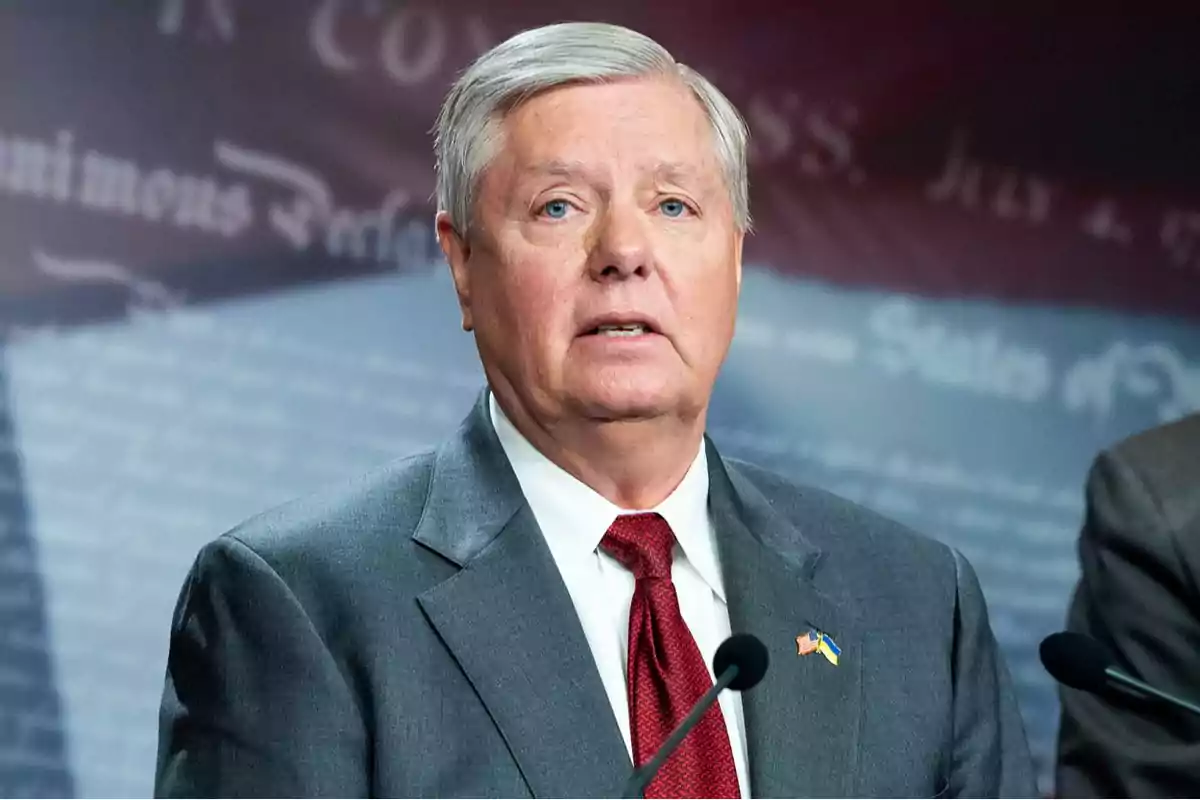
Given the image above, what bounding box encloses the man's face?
[439,76,743,426]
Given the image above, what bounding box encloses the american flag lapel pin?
[796,629,820,657]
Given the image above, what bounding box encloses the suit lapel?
[413,395,631,798]
[708,443,864,798]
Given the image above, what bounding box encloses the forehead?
[496,77,722,179]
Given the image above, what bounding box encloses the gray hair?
[433,22,751,235]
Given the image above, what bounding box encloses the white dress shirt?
[489,394,751,798]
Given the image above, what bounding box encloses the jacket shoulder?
[724,456,952,562]
[721,456,961,622]
[1105,414,1200,486]
[202,449,441,591]
[1096,413,1200,537]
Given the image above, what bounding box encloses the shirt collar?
[489,392,725,601]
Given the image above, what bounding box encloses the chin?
[569,374,688,421]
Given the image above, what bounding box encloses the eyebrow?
[521,160,592,180]
[651,162,705,185]
[520,160,707,184]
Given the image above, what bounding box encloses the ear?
[436,211,474,332]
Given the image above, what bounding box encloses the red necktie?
[602,513,741,799]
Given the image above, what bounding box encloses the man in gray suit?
[155,21,1035,798]
[1055,413,1200,796]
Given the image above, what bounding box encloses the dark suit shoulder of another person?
[1056,413,1200,798]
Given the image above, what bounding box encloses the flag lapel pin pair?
[796,629,840,666]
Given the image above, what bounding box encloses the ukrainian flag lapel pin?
[796,629,840,666]
[816,631,841,666]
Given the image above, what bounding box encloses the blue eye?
[660,199,689,217]
[541,199,571,219]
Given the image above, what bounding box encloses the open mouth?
[587,323,654,337]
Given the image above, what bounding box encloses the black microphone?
[1039,631,1200,717]
[621,633,769,799]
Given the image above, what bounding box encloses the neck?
[495,394,706,510]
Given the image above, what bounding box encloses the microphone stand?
[1105,667,1200,716]
[620,664,739,799]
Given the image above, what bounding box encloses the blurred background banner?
[0,1,1196,796]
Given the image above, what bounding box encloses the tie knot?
[601,513,676,580]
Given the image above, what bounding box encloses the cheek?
[678,272,739,357]
[484,252,577,352]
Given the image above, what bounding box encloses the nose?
[587,204,653,282]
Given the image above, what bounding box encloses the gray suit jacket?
[1056,413,1200,797]
[156,393,1035,798]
